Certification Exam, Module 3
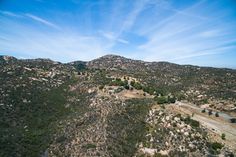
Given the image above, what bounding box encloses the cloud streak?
[0,11,23,18]
[25,13,60,30]
[135,0,236,65]
[99,31,129,44]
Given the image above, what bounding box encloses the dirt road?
[167,102,236,150]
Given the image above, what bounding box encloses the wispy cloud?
[198,30,220,38]
[119,0,149,34]
[0,11,23,18]
[169,45,236,61]
[117,38,129,44]
[103,0,150,48]
[0,30,107,62]
[99,31,129,44]
[25,13,60,30]
[135,0,236,64]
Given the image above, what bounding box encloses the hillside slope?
[87,55,236,108]
[0,55,235,157]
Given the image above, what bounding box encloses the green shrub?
[109,78,128,87]
[168,96,176,103]
[130,81,135,87]
[176,93,185,100]
[230,118,236,123]
[208,110,213,116]
[211,142,224,150]
[221,133,226,140]
[202,99,208,104]
[83,143,96,149]
[132,82,142,90]
[124,84,130,90]
[99,85,104,90]
[155,96,168,104]
[184,116,200,128]
[143,86,155,95]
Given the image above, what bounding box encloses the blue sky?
[0,0,236,68]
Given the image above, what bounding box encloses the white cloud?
[0,11,23,18]
[25,13,60,30]
[0,29,108,62]
[199,30,220,38]
[135,0,236,63]
[119,0,149,33]
[117,38,129,44]
[169,45,236,61]
[99,31,129,44]
[102,0,149,47]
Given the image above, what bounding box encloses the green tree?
[168,96,176,103]
[221,133,226,140]
[155,96,168,104]
[208,110,213,116]
[99,85,104,90]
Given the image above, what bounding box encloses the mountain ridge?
[1,54,235,70]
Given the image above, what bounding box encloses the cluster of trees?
[130,81,142,90]
[201,109,220,117]
[108,78,177,104]
[109,78,129,89]
[208,142,224,155]
[154,95,176,104]
[183,115,200,128]
[109,78,142,91]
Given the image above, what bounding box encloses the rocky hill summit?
[0,55,236,157]
[87,54,178,70]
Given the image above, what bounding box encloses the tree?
[155,96,168,104]
[215,112,219,117]
[132,82,142,90]
[176,93,185,101]
[99,85,104,90]
[221,133,226,140]
[208,110,213,116]
[230,118,236,123]
[124,84,130,90]
[184,115,199,128]
[201,109,206,113]
[168,96,176,103]
[211,142,223,150]
[130,81,135,87]
[115,78,121,81]
[148,87,155,95]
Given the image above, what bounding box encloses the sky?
[0,0,236,68]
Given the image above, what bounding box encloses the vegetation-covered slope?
[87,55,236,107]
[0,55,235,157]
